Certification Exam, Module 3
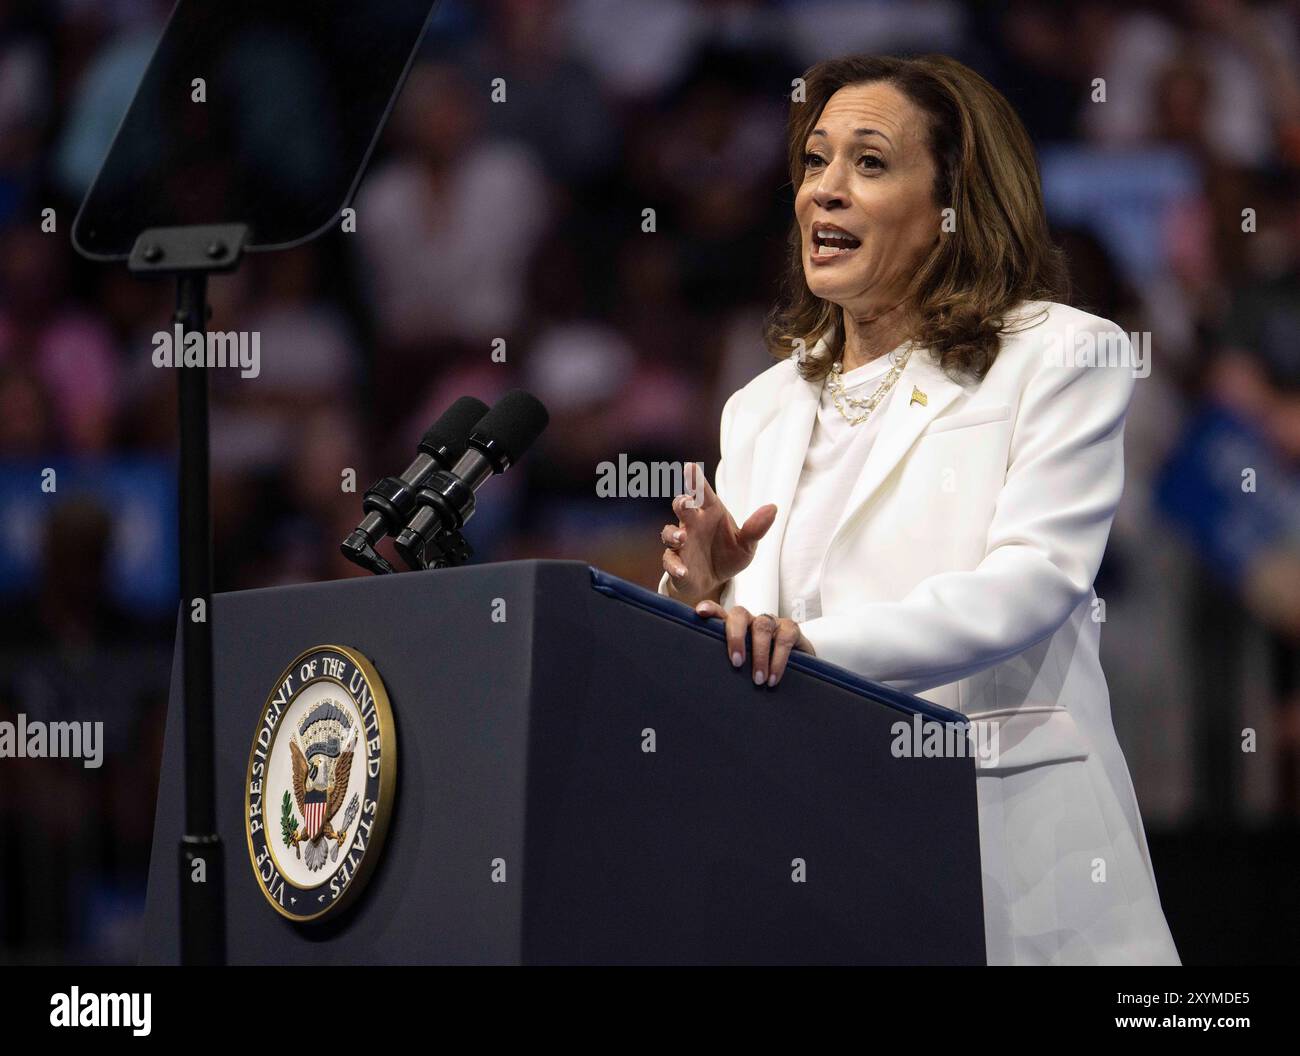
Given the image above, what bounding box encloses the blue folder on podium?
[140,559,985,964]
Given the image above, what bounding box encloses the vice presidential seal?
[244,645,396,922]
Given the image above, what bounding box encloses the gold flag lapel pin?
[910,386,928,407]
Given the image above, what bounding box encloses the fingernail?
[767,674,778,687]
[731,652,743,667]
[675,532,683,542]
[696,603,708,614]
[754,670,765,685]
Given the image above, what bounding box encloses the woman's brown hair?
[766,54,1068,381]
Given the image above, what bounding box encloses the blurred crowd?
[1,0,1298,962]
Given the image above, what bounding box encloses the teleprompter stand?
[129,222,250,965]
[70,0,440,964]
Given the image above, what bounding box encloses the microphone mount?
[341,396,490,575]
[394,434,513,571]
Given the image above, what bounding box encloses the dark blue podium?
[140,560,985,964]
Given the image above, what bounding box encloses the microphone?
[341,395,490,575]
[394,389,550,571]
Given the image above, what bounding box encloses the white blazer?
[661,300,1180,965]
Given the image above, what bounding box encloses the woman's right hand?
[661,462,777,607]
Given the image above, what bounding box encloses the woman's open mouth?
[810,224,862,262]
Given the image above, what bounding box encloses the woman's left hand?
[693,600,815,687]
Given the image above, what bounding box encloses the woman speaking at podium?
[658,54,1179,966]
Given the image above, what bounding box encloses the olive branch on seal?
[280,790,298,849]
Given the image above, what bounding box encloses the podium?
[140,560,985,964]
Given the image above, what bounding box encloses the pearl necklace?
[826,343,913,426]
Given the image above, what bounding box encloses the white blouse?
[777,350,902,622]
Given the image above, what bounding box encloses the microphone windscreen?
[419,396,490,460]
[473,389,550,466]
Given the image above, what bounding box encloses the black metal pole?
[174,271,225,965]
